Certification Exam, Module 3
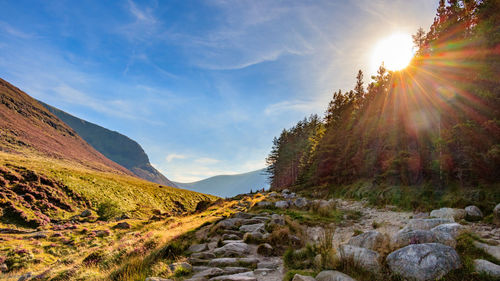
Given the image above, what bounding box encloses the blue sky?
[0,0,438,182]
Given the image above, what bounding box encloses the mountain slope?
[175,168,269,198]
[0,78,215,228]
[0,78,130,174]
[40,102,177,187]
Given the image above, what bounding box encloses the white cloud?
[166,153,187,162]
[264,99,324,116]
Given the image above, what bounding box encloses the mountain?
[174,168,269,198]
[40,102,178,187]
[0,78,215,228]
[0,78,130,174]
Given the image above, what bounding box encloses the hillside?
[0,78,216,228]
[40,102,178,187]
[175,168,269,197]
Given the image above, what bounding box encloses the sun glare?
[372,33,415,71]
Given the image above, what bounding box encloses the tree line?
[266,0,500,191]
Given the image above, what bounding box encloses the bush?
[97,200,122,221]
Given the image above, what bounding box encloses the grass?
[0,151,217,222]
[330,180,500,214]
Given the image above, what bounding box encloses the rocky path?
[146,191,500,281]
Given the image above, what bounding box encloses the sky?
[0,0,439,182]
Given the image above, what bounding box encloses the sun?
[372,33,415,71]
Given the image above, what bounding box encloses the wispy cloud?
[264,99,324,116]
[0,21,34,39]
[166,153,187,162]
[195,157,219,165]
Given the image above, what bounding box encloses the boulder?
[223,267,250,274]
[283,192,297,199]
[216,218,243,229]
[113,222,131,229]
[405,218,453,231]
[239,223,265,234]
[391,229,455,249]
[191,252,216,259]
[429,208,466,221]
[282,189,290,194]
[275,201,290,209]
[294,197,309,208]
[270,214,285,225]
[292,274,316,281]
[386,243,461,281]
[473,241,500,260]
[257,260,280,269]
[268,192,279,197]
[188,243,208,253]
[213,242,250,257]
[348,231,388,253]
[464,205,483,221]
[256,243,274,256]
[430,223,466,239]
[338,244,381,273]
[256,201,272,208]
[315,270,356,281]
[145,278,173,281]
[169,262,192,272]
[208,258,258,267]
[473,259,500,278]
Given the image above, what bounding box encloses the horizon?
[0,0,439,182]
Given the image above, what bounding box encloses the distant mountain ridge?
[174,168,269,198]
[40,102,178,188]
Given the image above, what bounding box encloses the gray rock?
[494,203,500,221]
[405,218,453,231]
[145,278,173,281]
[391,229,455,249]
[283,192,296,199]
[188,243,208,253]
[256,201,272,207]
[465,205,483,221]
[257,260,280,269]
[252,216,270,222]
[213,242,250,257]
[348,231,388,253]
[430,223,466,239]
[223,234,241,240]
[315,270,356,281]
[210,271,257,281]
[338,244,381,273]
[114,222,131,229]
[270,214,285,225]
[208,258,258,267]
[473,259,500,278]
[193,267,225,278]
[473,241,500,260]
[217,218,243,229]
[386,243,461,281]
[234,212,253,219]
[275,201,290,209]
[292,274,316,281]
[208,242,218,250]
[282,189,290,194]
[239,223,265,234]
[268,192,278,197]
[191,252,217,259]
[80,209,92,217]
[169,262,192,272]
[223,267,249,274]
[294,197,309,208]
[429,208,466,221]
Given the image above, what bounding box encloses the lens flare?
[372,33,415,71]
